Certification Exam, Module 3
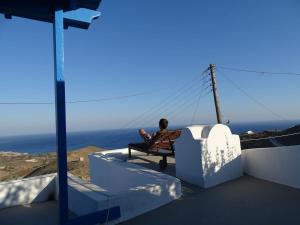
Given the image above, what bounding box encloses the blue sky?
[0,0,300,136]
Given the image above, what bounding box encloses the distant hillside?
[240,124,300,149]
[0,146,105,182]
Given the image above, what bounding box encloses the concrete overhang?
[0,0,102,29]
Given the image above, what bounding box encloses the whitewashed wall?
[0,174,56,209]
[242,145,300,189]
[89,151,182,223]
[175,125,243,188]
[67,173,110,217]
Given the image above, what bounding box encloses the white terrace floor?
[1,154,300,225]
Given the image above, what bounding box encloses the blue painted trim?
[67,207,121,225]
[0,0,102,29]
[53,6,120,225]
[53,9,69,225]
[63,8,101,29]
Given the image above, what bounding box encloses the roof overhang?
[0,0,102,29]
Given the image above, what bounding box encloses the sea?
[0,120,299,154]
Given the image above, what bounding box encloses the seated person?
[139,118,168,144]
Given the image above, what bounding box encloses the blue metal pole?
[53,9,69,225]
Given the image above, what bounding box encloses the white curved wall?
[175,125,242,188]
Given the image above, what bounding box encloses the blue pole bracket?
[0,1,102,30]
[63,8,101,29]
[53,8,69,225]
[1,1,121,225]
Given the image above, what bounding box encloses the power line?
[87,71,207,144]
[190,90,207,125]
[0,89,167,105]
[218,65,300,76]
[116,83,201,131]
[130,70,212,128]
[137,85,203,126]
[114,77,201,129]
[172,89,211,125]
[114,71,206,127]
[240,131,300,142]
[217,68,287,121]
[99,68,213,146]
[163,88,211,123]
[105,89,212,148]
[67,89,165,104]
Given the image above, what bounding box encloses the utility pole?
[209,64,223,124]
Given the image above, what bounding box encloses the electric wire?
[217,68,287,121]
[0,89,168,105]
[99,71,211,146]
[106,78,202,136]
[157,87,211,124]
[190,91,207,125]
[218,65,300,76]
[100,82,207,146]
[135,83,208,128]
[172,89,212,125]
[106,89,212,148]
[240,131,300,142]
[112,71,207,129]
[91,72,208,145]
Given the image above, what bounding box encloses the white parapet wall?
[0,173,56,209]
[89,149,182,223]
[242,145,300,189]
[0,148,180,225]
[0,171,121,223]
[67,173,111,217]
[175,124,243,188]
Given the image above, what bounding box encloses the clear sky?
[0,0,300,136]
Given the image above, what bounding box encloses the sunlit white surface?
[175,124,243,188]
[242,145,300,189]
[89,150,182,223]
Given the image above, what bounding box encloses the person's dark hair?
[159,118,168,130]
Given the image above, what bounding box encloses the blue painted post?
[53,9,69,225]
